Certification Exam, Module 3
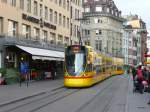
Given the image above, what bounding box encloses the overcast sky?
[113,0,150,35]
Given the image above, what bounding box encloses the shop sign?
[22,14,39,24]
[44,22,56,30]
[22,14,56,30]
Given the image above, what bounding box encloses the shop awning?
[16,45,64,61]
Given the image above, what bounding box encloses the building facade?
[125,15,147,65]
[70,0,83,45]
[122,25,132,66]
[0,0,71,81]
[82,0,124,57]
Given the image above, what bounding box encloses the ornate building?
[82,0,124,56]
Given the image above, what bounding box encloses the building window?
[58,34,63,44]
[22,24,31,39]
[55,0,57,4]
[27,0,31,13]
[54,11,57,24]
[59,13,62,25]
[64,37,69,45]
[107,8,110,13]
[70,6,73,18]
[85,7,90,12]
[96,30,102,35]
[8,20,18,37]
[70,23,72,36]
[6,52,15,63]
[67,0,69,11]
[0,18,3,34]
[96,6,102,12]
[50,32,56,44]
[74,25,76,37]
[33,27,39,40]
[75,9,78,19]
[67,18,69,28]
[111,10,114,15]
[20,0,24,10]
[39,4,43,17]
[85,30,90,35]
[49,9,53,22]
[1,0,7,3]
[94,18,102,23]
[63,16,66,27]
[45,6,48,20]
[42,30,48,42]
[59,0,62,6]
[94,18,98,23]
[63,0,66,8]
[95,40,102,51]
[10,0,16,6]
[34,1,38,16]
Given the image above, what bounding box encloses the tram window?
[103,68,105,72]
[86,64,93,72]
[117,66,122,70]
[99,68,102,73]
[95,65,100,74]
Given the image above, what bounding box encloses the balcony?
[0,34,64,51]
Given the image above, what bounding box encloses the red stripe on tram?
[64,76,93,79]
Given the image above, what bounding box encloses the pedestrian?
[51,65,55,80]
[142,66,147,79]
[147,66,150,104]
[137,65,144,94]
[132,66,137,81]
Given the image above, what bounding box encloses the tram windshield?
[65,46,87,76]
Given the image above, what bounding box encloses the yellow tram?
[64,45,124,87]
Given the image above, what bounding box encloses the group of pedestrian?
[131,65,150,105]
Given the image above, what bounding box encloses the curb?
[0,86,64,107]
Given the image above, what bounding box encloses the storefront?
[4,45,64,82]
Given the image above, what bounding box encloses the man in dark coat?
[132,66,137,80]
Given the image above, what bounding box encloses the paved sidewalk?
[126,74,150,112]
[0,75,150,112]
[0,78,64,107]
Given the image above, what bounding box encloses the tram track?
[0,87,80,112]
[75,77,116,112]
[75,75,128,112]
